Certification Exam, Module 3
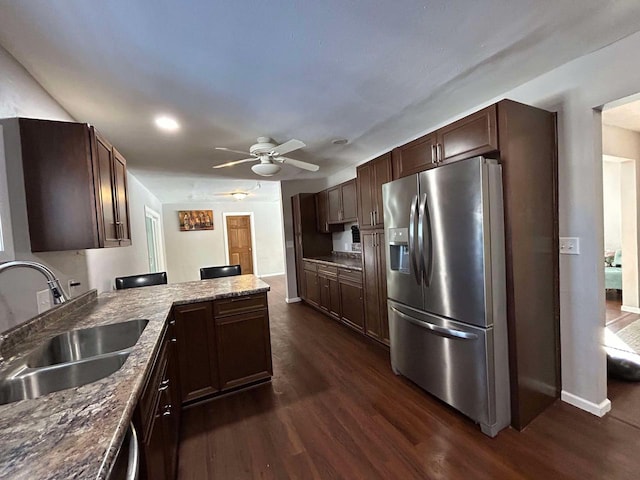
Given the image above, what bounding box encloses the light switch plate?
[36,289,52,314]
[560,237,580,255]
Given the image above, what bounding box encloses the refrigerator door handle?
[390,307,478,340]
[409,194,421,284]
[417,193,430,286]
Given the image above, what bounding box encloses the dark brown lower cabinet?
[339,279,364,331]
[215,309,273,390]
[303,263,320,306]
[362,230,389,345]
[173,302,220,403]
[135,323,180,480]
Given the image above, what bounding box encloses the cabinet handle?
[437,143,443,163]
[370,211,374,225]
[374,210,378,225]
[163,404,172,416]
[159,380,170,392]
[431,144,437,164]
[325,222,328,232]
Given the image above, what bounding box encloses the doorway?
[144,206,165,273]
[223,213,256,275]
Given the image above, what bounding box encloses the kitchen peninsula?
[0,275,271,480]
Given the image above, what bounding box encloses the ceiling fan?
[213,137,319,176]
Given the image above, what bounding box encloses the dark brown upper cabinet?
[326,179,358,224]
[315,189,343,233]
[92,130,131,247]
[392,105,498,179]
[392,133,437,179]
[2,118,131,251]
[357,152,392,229]
[436,105,498,164]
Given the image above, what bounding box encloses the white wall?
[332,222,358,252]
[0,45,163,332]
[602,160,622,251]
[85,174,164,293]
[162,200,285,283]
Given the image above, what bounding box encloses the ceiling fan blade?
[212,158,256,169]
[215,147,252,155]
[279,157,319,172]
[270,139,305,156]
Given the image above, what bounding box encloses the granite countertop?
[303,254,363,271]
[0,275,269,480]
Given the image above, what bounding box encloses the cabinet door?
[376,231,390,345]
[436,105,498,164]
[319,275,330,312]
[112,148,131,245]
[174,302,219,404]
[340,280,364,331]
[327,186,342,223]
[372,154,392,227]
[216,309,272,390]
[94,132,119,247]
[329,276,340,319]
[315,190,330,233]
[357,163,374,229]
[392,133,437,179]
[304,269,320,306]
[341,179,358,222]
[144,407,169,480]
[362,231,382,340]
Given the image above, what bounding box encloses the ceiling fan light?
[231,192,248,200]
[251,163,281,176]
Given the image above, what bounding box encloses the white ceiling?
[603,99,640,133]
[1,1,640,201]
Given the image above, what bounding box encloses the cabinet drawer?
[317,265,338,277]
[214,293,267,318]
[339,268,362,284]
[303,261,318,272]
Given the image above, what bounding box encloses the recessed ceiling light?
[332,138,348,145]
[154,115,180,132]
[231,192,248,200]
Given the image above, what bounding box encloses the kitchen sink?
[0,349,131,405]
[26,319,149,368]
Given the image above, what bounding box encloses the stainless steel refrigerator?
[382,156,510,437]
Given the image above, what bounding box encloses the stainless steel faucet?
[0,261,70,305]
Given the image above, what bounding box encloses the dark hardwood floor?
[178,276,640,479]
[606,290,640,333]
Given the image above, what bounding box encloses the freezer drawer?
[388,300,509,436]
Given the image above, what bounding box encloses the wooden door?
[112,148,131,245]
[436,105,498,164]
[93,131,119,247]
[357,162,374,229]
[225,215,254,274]
[327,186,342,223]
[372,154,392,227]
[341,180,358,222]
[174,302,219,404]
[392,132,437,179]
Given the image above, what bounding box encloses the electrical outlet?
[36,289,52,314]
[560,237,580,255]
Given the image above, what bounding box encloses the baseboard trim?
[561,390,611,417]
[285,297,301,303]
[621,305,640,314]
[259,272,285,278]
